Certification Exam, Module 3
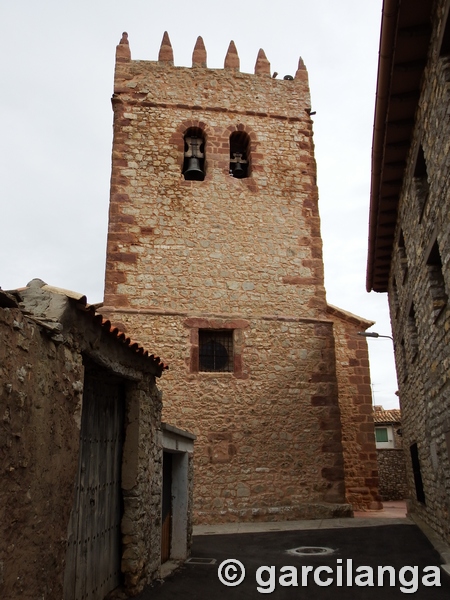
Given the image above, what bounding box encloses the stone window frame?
[391,277,401,321]
[405,298,419,363]
[198,329,234,373]
[412,142,429,223]
[225,123,257,180]
[397,230,409,285]
[399,337,408,382]
[184,317,249,379]
[424,231,448,323]
[171,119,210,181]
[229,130,251,178]
[182,126,206,181]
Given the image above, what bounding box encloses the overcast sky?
[0,0,399,408]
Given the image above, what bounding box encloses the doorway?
[161,451,173,563]
[64,368,125,600]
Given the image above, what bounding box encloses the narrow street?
[137,505,450,599]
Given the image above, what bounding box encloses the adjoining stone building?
[367,0,450,545]
[103,32,381,523]
[0,280,194,599]
[326,305,382,510]
[373,406,408,501]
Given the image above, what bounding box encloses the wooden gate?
[161,452,172,563]
[64,369,125,600]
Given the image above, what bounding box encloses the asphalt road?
[136,524,450,599]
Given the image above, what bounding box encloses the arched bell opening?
[229,131,250,179]
[183,127,206,181]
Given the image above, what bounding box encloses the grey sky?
[0,0,398,408]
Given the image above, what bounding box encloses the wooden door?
[64,370,125,600]
[161,452,172,563]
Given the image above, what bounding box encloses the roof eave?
[366,0,434,293]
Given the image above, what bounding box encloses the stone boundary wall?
[377,449,408,501]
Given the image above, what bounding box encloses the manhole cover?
[287,546,335,557]
[185,557,217,565]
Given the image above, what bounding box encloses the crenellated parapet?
[113,31,312,121]
[117,31,307,79]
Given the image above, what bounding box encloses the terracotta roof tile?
[373,408,401,424]
[5,279,168,375]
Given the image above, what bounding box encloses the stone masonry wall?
[0,306,83,599]
[120,377,163,593]
[104,35,325,320]
[114,311,348,522]
[0,291,168,599]
[377,449,408,501]
[327,306,381,510]
[387,0,450,545]
[102,33,351,523]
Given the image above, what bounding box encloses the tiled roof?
[4,280,168,375]
[326,303,375,328]
[373,407,401,424]
[98,315,168,372]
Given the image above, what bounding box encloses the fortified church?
[102,32,381,523]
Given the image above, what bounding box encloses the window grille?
[199,330,233,372]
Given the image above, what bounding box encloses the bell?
[232,161,245,178]
[184,157,205,181]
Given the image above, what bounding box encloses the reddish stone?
[192,36,207,68]
[282,276,315,285]
[158,31,174,64]
[116,32,131,62]
[111,193,130,203]
[108,252,137,264]
[254,48,271,76]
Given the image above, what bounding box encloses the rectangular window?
[413,144,429,222]
[426,238,448,322]
[199,330,234,372]
[398,231,408,285]
[375,428,389,443]
[375,426,395,449]
[407,302,419,362]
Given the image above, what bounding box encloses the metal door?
[64,370,125,600]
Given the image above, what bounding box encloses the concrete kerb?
[193,515,411,536]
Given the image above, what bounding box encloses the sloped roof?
[4,279,168,375]
[373,407,401,424]
[367,0,434,292]
[326,303,375,329]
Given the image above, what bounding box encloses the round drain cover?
[287,546,335,557]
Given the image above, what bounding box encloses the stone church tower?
[103,32,379,522]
